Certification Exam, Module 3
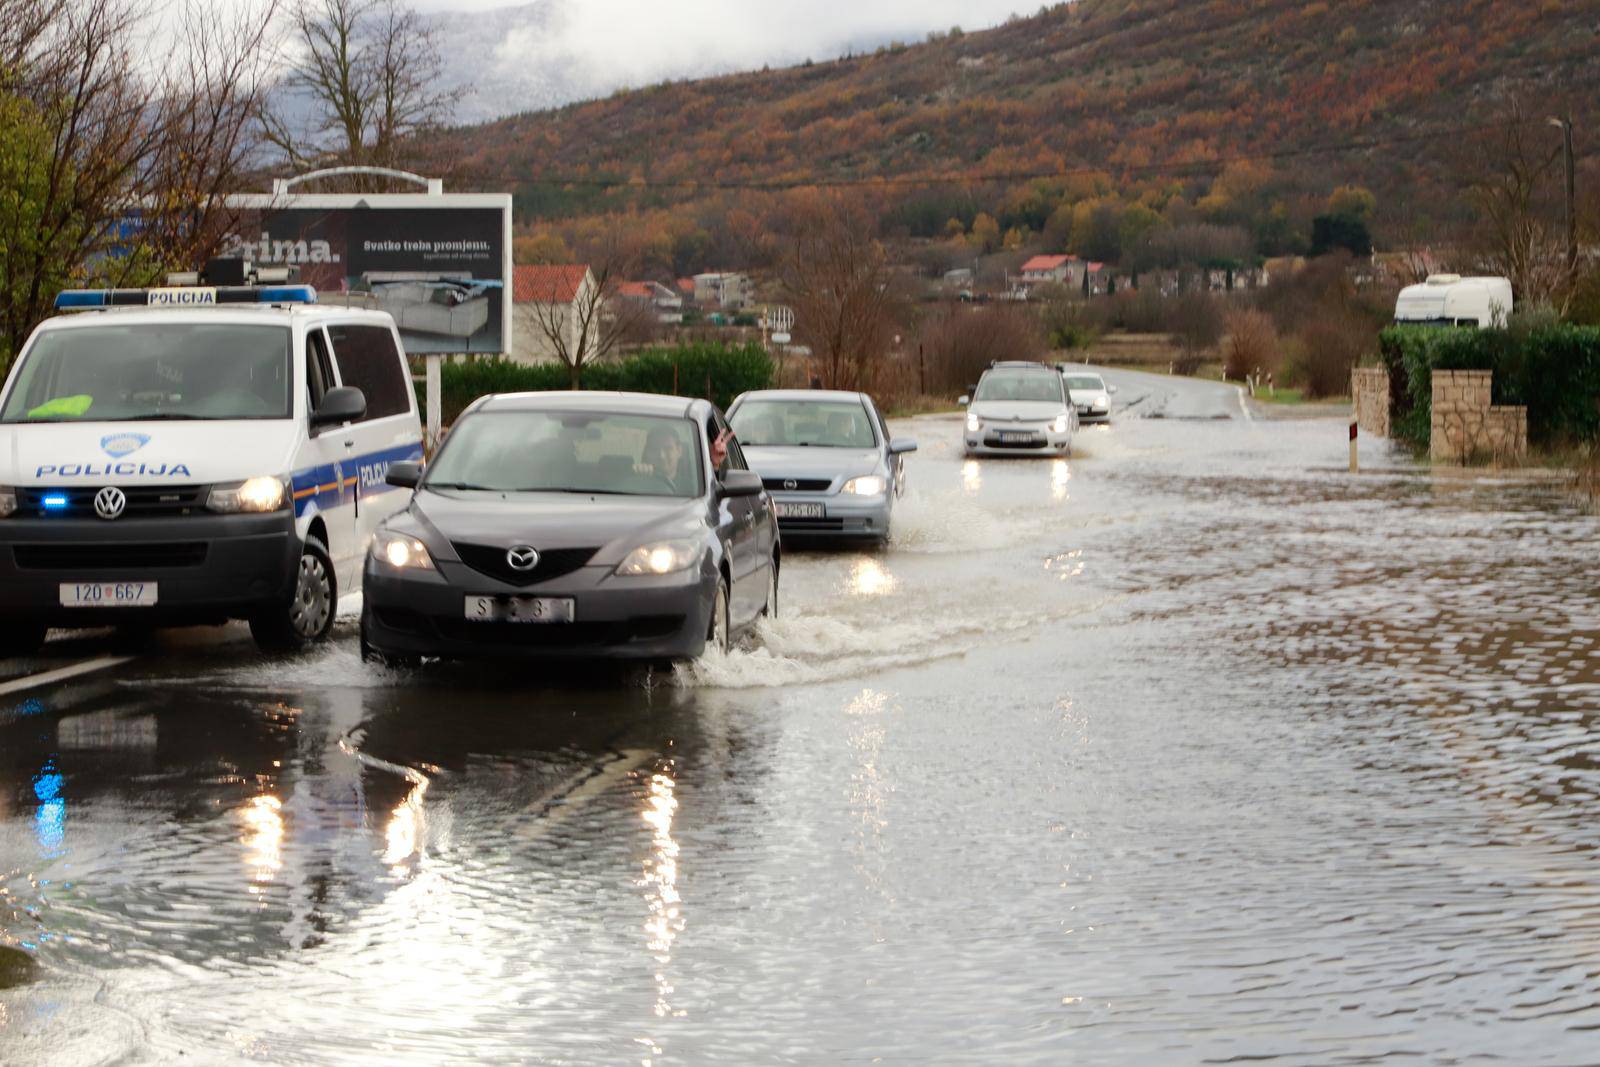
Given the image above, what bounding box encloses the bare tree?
[0,1,278,364]
[1460,106,1571,313]
[263,0,461,186]
[525,257,651,390]
[779,196,907,391]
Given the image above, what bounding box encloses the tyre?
[360,610,420,670]
[759,558,779,620]
[250,535,336,652]
[704,575,731,655]
[0,622,46,658]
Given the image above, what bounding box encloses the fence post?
[1349,418,1359,473]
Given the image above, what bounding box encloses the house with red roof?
[1019,254,1083,287]
[511,264,597,364]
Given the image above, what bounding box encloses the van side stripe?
[290,441,422,518]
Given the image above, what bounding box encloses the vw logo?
[505,545,540,572]
[94,486,126,520]
[783,479,798,491]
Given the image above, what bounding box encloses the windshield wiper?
[427,481,497,492]
[121,413,207,421]
[521,487,633,495]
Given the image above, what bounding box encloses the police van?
[0,261,424,653]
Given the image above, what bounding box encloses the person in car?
[642,424,690,493]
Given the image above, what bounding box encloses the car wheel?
[705,575,731,655]
[0,622,46,658]
[250,535,336,652]
[360,610,419,670]
[759,558,779,620]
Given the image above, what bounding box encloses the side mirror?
[888,437,918,455]
[958,395,970,407]
[311,386,366,430]
[718,469,764,498]
[386,460,422,489]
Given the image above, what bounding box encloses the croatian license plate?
[60,581,157,607]
[999,431,1035,442]
[776,502,825,519]
[463,595,575,624]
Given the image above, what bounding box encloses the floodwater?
[2,369,1597,1065]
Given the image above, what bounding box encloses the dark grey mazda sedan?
[360,391,779,664]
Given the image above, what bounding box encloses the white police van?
[0,261,423,653]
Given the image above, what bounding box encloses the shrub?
[1290,313,1370,399]
[916,304,1046,395]
[1167,292,1223,369]
[1378,321,1600,447]
[1222,308,1280,380]
[427,342,773,423]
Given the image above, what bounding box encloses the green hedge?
[421,342,773,423]
[1378,323,1600,448]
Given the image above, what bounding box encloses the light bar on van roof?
[53,285,317,311]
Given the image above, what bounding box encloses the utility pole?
[1549,115,1578,290]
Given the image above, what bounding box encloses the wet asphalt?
[2,368,1598,1065]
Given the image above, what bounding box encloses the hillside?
[420,0,1600,269]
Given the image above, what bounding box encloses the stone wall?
[1351,367,1390,437]
[1431,369,1528,462]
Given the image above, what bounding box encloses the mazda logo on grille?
[783,479,798,491]
[505,546,540,572]
[94,486,126,520]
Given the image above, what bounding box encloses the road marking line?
[0,655,136,697]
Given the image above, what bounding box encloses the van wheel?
[704,576,731,656]
[1,623,46,658]
[250,536,336,651]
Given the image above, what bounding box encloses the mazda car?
[961,362,1077,457]
[726,389,917,542]
[359,392,779,664]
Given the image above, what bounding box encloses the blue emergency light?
[41,494,69,511]
[54,285,317,310]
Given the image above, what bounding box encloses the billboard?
[222,192,512,356]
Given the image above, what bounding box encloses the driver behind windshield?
[641,425,691,494]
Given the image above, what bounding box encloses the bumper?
[0,512,300,628]
[964,430,1072,456]
[361,557,717,661]
[1076,407,1111,423]
[770,491,891,539]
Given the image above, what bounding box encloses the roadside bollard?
[1349,418,1358,473]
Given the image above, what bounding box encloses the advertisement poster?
[223,193,512,356]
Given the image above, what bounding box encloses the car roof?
[733,389,869,404]
[986,361,1053,371]
[474,391,704,419]
[37,305,395,331]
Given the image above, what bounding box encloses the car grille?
[13,542,209,570]
[762,477,832,492]
[14,485,209,519]
[434,616,684,647]
[450,543,599,587]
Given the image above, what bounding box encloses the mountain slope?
[422,0,1599,241]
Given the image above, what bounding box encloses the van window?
[326,324,411,420]
[307,329,335,413]
[0,323,291,423]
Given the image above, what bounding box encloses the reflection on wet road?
[3,368,1598,1064]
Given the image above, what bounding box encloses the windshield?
[1065,375,1106,391]
[0,323,292,423]
[425,410,704,498]
[974,371,1064,404]
[729,399,878,448]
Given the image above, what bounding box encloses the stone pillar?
[1431,369,1525,462]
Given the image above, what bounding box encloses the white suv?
[961,362,1077,457]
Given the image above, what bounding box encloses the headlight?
[372,531,436,571]
[616,539,702,576]
[841,475,887,496]
[207,475,289,513]
[965,413,981,433]
[0,487,14,519]
[1053,414,1070,434]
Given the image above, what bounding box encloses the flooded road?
[3,368,1598,1064]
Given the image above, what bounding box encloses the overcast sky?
[213,0,1031,99]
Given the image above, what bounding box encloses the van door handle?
[343,439,355,449]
